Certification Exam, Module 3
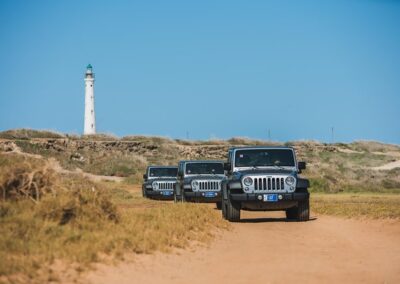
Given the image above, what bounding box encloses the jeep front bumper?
[184,191,222,202]
[146,190,174,200]
[229,192,309,202]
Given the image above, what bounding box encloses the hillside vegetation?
[1,129,400,193]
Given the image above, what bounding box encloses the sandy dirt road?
[86,210,400,284]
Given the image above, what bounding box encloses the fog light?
[278,194,283,200]
[257,195,263,201]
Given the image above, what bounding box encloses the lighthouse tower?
[84,64,96,135]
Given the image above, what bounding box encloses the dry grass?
[0,154,229,283]
[0,129,65,140]
[78,133,119,141]
[311,193,400,219]
[0,154,57,202]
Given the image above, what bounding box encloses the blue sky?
[0,0,399,143]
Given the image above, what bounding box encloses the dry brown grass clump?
[227,137,278,146]
[0,154,57,202]
[350,141,400,153]
[79,133,119,141]
[121,135,176,144]
[311,193,400,219]
[0,129,65,140]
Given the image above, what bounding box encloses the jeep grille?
[154,181,175,191]
[193,180,221,192]
[243,175,294,193]
[254,177,285,191]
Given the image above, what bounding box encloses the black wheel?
[285,207,297,220]
[216,202,222,210]
[222,199,227,219]
[174,192,183,203]
[174,184,185,203]
[142,186,147,198]
[225,197,240,222]
[296,199,310,221]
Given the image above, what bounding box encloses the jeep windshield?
[185,163,224,175]
[149,167,178,177]
[234,149,295,167]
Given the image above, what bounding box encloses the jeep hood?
[233,169,296,179]
[184,175,225,183]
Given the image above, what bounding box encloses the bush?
[309,177,332,193]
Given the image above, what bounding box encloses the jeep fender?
[222,181,242,200]
[175,183,181,195]
[228,181,242,190]
[222,182,228,200]
[296,178,310,189]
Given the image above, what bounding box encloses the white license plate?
[263,194,278,202]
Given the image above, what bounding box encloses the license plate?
[204,192,217,198]
[263,194,278,202]
[161,191,173,196]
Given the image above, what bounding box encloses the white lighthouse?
[84,64,96,135]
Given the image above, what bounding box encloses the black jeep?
[222,147,310,222]
[174,160,225,208]
[142,166,178,200]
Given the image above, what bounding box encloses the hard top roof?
[179,160,224,164]
[229,146,294,151]
[147,165,178,169]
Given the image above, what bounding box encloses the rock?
[70,152,85,162]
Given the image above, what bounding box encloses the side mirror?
[143,174,147,180]
[178,171,183,178]
[224,162,231,172]
[298,162,306,170]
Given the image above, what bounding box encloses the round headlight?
[152,181,159,189]
[285,176,296,186]
[243,177,253,186]
[192,180,199,188]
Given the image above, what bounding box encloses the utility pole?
[268,129,271,141]
[186,131,189,140]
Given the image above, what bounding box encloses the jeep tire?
[296,199,310,221]
[174,184,181,203]
[286,200,309,221]
[174,185,186,203]
[216,201,222,210]
[285,207,297,220]
[174,193,185,203]
[223,197,240,222]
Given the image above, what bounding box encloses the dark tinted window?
[185,163,224,175]
[235,149,295,167]
[149,167,178,177]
